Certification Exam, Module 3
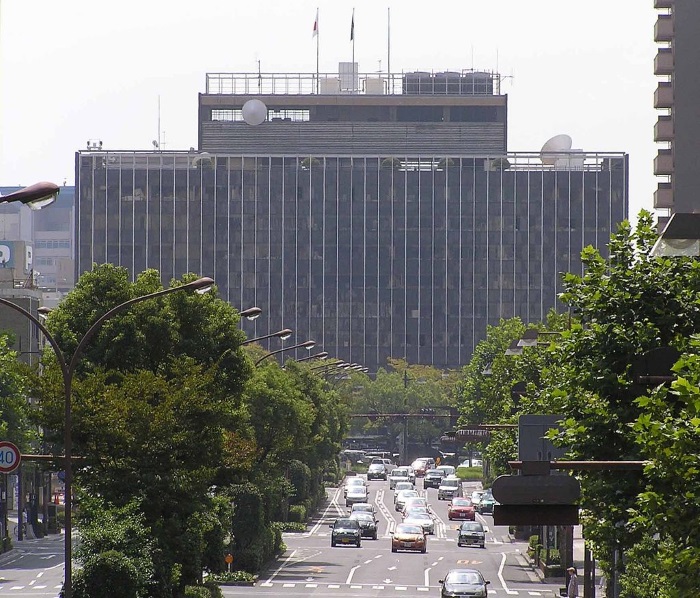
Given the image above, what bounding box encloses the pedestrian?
[566,566,579,598]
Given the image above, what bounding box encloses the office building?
[75,67,628,372]
[654,0,700,223]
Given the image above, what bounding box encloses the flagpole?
[387,7,391,91]
[351,8,355,93]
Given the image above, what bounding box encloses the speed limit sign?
[0,441,21,474]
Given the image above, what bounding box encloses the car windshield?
[392,468,408,476]
[446,571,483,584]
[398,490,419,499]
[442,479,460,487]
[396,524,423,535]
[452,498,472,506]
[461,523,483,531]
[350,513,374,522]
[352,504,373,512]
[408,512,431,521]
[335,519,358,528]
[347,478,365,486]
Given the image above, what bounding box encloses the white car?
[393,481,415,499]
[404,511,435,535]
[346,486,369,506]
[437,476,461,501]
[344,476,367,498]
[395,489,420,511]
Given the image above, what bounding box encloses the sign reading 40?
[0,441,22,473]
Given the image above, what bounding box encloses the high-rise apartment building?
[75,67,628,372]
[653,0,700,223]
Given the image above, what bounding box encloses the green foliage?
[208,570,256,583]
[0,333,35,449]
[273,521,306,533]
[70,550,142,598]
[183,586,210,598]
[618,535,670,598]
[287,504,307,523]
[454,466,483,480]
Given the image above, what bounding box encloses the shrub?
[208,570,257,583]
[455,466,483,481]
[184,586,211,598]
[274,521,306,533]
[70,550,140,598]
[288,504,307,523]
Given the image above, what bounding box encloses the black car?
[457,521,486,548]
[439,568,490,597]
[423,468,445,489]
[367,463,387,481]
[349,512,378,539]
[330,518,362,547]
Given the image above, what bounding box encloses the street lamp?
[294,351,329,363]
[241,328,293,346]
[650,212,700,257]
[254,340,315,366]
[239,306,262,321]
[0,181,60,210]
[0,276,214,598]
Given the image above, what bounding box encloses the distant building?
[653,0,700,223]
[75,67,628,372]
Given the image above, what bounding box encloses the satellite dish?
[242,99,267,126]
[192,152,214,168]
[540,134,573,165]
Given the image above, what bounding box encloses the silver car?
[404,512,435,535]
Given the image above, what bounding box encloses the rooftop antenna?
[157,95,161,152]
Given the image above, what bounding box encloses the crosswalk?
[254,581,550,595]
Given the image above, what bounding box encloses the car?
[447,497,476,521]
[367,463,387,481]
[436,465,456,477]
[423,468,446,489]
[437,476,461,500]
[439,568,490,597]
[411,457,435,477]
[346,486,369,506]
[391,522,427,553]
[349,502,377,516]
[457,521,486,548]
[477,490,497,515]
[329,517,362,547]
[403,505,431,520]
[388,467,411,489]
[344,476,367,498]
[371,457,396,474]
[404,511,435,535]
[402,497,429,517]
[393,481,415,497]
[471,490,484,508]
[395,489,420,511]
[349,511,378,539]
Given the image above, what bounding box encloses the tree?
[0,333,35,449]
[551,210,700,593]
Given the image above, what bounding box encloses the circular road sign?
[0,441,21,474]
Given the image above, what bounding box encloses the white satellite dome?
[540,134,573,165]
[241,99,268,126]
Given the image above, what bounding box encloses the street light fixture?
[650,212,700,257]
[0,276,214,598]
[239,306,262,321]
[295,351,329,363]
[241,328,293,346]
[255,340,316,366]
[0,181,60,210]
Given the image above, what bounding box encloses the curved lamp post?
[295,351,328,363]
[241,328,293,346]
[0,276,214,598]
[239,306,262,321]
[255,339,315,366]
[0,181,60,210]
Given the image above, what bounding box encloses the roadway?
[221,476,564,597]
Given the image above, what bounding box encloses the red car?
[447,497,476,521]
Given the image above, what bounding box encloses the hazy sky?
[0,1,657,219]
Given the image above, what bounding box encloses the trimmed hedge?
[288,504,307,523]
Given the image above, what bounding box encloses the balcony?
[654,81,673,109]
[654,14,673,43]
[654,48,674,76]
[654,115,674,142]
[654,0,673,8]
[654,182,674,209]
[654,149,673,176]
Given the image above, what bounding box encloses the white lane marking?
[309,487,344,535]
[36,573,44,578]
[395,586,408,591]
[262,549,297,584]
[282,583,295,587]
[424,567,431,587]
[373,585,385,589]
[350,585,362,589]
[383,578,393,584]
[431,561,438,566]
[346,565,360,585]
[388,566,397,570]
[305,583,318,588]
[418,588,430,592]
[260,582,273,587]
[328,584,340,588]
[528,592,543,596]
[364,559,373,564]
[498,551,518,595]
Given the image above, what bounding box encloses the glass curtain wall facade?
[76,151,628,371]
